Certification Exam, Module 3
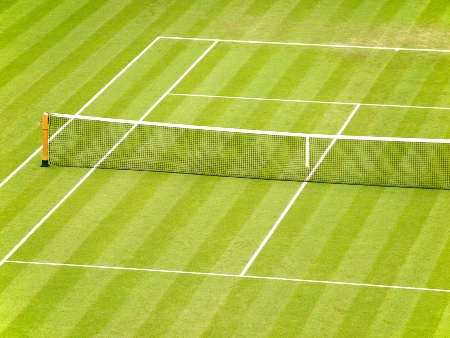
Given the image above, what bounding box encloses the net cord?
[49,113,450,144]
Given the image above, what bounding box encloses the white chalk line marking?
[240,104,361,276]
[169,93,450,111]
[6,260,450,294]
[0,41,218,267]
[0,36,163,190]
[160,36,450,53]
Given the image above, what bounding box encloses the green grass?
[2,0,450,337]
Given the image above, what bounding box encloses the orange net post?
[41,112,49,167]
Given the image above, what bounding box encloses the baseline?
[160,36,450,54]
[6,260,450,294]
[0,36,162,190]
[0,40,218,267]
[240,104,361,276]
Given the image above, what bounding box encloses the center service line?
[240,104,361,276]
[0,40,218,267]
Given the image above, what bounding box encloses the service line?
[6,260,450,294]
[169,93,450,111]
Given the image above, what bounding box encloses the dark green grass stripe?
[182,0,231,37]
[305,187,384,281]
[217,46,278,96]
[0,258,27,296]
[0,167,69,232]
[411,55,450,106]
[172,44,235,96]
[184,180,276,272]
[313,50,370,101]
[246,183,332,276]
[416,0,450,25]
[203,278,267,335]
[2,0,148,126]
[362,52,414,104]
[98,41,194,119]
[63,270,144,337]
[325,0,365,25]
[126,177,222,268]
[402,292,450,337]
[8,172,115,262]
[266,49,322,99]
[0,0,109,89]
[283,0,322,23]
[134,274,208,336]
[0,0,62,50]
[44,0,197,117]
[265,283,329,337]
[425,231,450,290]
[364,189,438,286]
[334,287,390,337]
[0,1,162,179]
[242,0,278,17]
[0,265,95,337]
[62,173,170,265]
[371,0,409,24]
[0,0,18,15]
[225,48,323,130]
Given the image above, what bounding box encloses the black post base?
[41,160,49,167]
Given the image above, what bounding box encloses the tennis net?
[45,113,450,189]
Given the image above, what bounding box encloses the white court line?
[6,260,450,294]
[160,36,450,53]
[0,40,218,267]
[169,93,450,111]
[240,104,361,276]
[0,36,163,190]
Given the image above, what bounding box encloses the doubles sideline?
[0,36,163,190]
[0,40,219,267]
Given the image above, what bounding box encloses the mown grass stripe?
[0,263,105,337]
[325,0,366,25]
[0,0,62,50]
[0,35,162,187]
[304,187,384,281]
[0,0,18,16]
[63,268,144,337]
[363,189,438,286]
[0,0,110,89]
[134,273,209,336]
[415,0,450,25]
[1,40,217,266]
[371,0,409,24]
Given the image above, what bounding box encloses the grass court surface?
[1,1,450,337]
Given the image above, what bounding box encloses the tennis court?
[2,34,450,337]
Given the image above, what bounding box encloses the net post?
[41,112,49,167]
[305,135,310,174]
